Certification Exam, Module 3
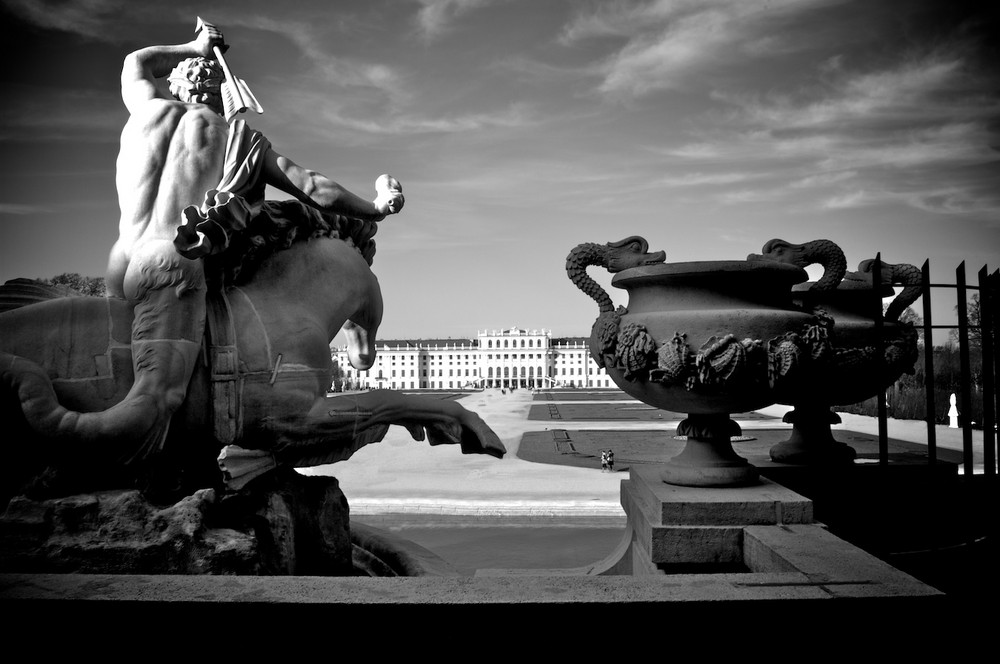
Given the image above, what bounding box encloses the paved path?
[302,389,992,517]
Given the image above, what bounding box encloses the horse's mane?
[211,199,378,286]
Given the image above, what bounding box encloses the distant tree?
[895,305,922,326]
[950,294,982,349]
[885,304,924,346]
[44,273,106,297]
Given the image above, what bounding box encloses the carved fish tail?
[1,352,162,465]
[805,239,848,291]
[884,263,923,323]
[566,243,614,314]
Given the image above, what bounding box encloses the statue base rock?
[0,469,356,576]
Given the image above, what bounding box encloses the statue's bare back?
[108,99,228,299]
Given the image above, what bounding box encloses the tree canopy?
[44,273,106,297]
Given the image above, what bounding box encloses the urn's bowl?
[781,285,917,406]
[597,260,810,415]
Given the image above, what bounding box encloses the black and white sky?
[1,0,997,338]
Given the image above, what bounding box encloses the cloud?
[223,14,410,106]
[596,10,729,97]
[0,203,52,214]
[658,172,754,187]
[283,94,534,141]
[692,38,1000,217]
[790,170,857,188]
[413,0,498,41]
[661,143,722,159]
[719,53,970,129]
[719,187,785,204]
[821,190,870,209]
[330,102,533,135]
[561,0,844,99]
[2,0,136,41]
[0,88,124,141]
[899,186,1000,217]
[559,0,706,45]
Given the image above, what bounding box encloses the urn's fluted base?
[769,406,857,465]
[661,415,760,487]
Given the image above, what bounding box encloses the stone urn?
[748,239,922,464]
[567,236,821,487]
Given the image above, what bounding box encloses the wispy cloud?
[2,0,139,41]
[688,41,1000,216]
[716,53,970,129]
[412,0,498,42]
[0,203,52,215]
[318,102,535,136]
[0,88,124,141]
[720,187,786,204]
[226,14,411,106]
[790,171,857,188]
[561,0,843,99]
[660,143,722,159]
[821,190,870,209]
[559,0,706,45]
[898,186,1000,216]
[658,172,754,187]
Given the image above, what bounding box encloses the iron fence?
[870,257,999,476]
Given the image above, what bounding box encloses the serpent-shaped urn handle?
[566,236,667,314]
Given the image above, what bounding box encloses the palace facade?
[330,326,614,390]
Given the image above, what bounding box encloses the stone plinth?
[607,465,943,604]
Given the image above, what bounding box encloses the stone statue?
[97,18,405,463]
[0,20,503,574]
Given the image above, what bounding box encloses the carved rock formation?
[0,470,354,576]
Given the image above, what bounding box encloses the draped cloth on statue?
[174,119,271,259]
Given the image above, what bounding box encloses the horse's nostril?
[351,353,374,371]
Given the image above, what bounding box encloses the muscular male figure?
[104,21,403,461]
